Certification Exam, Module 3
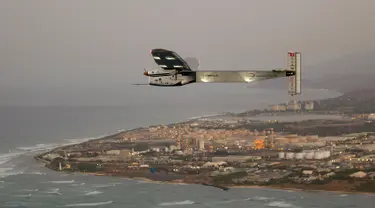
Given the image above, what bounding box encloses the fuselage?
[145,69,196,86]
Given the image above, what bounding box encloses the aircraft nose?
[143,71,148,76]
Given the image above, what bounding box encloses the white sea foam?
[159,200,195,206]
[70,182,85,187]
[0,152,24,166]
[30,171,46,175]
[45,188,62,195]
[48,180,75,184]
[14,194,31,198]
[0,134,111,178]
[252,196,272,201]
[340,194,348,197]
[17,143,59,152]
[266,201,296,207]
[84,191,102,196]
[18,188,39,192]
[93,184,115,188]
[64,201,113,207]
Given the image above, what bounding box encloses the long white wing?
[195,70,294,83]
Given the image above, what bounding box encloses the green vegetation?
[309,179,331,185]
[212,171,248,184]
[76,163,103,172]
[262,177,290,185]
[355,180,375,192]
[133,143,149,151]
[173,155,193,161]
[329,169,360,180]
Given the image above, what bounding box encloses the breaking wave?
[64,201,113,207]
[45,188,62,195]
[159,200,195,206]
[266,201,296,207]
[93,184,116,188]
[252,196,272,201]
[48,180,75,184]
[84,191,102,196]
[14,194,32,198]
[0,134,112,178]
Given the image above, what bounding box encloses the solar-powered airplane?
[136,48,302,96]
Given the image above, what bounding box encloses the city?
[36,89,375,193]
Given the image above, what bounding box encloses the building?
[199,140,205,150]
[212,155,261,163]
[264,128,275,148]
[304,101,314,111]
[268,104,287,111]
[287,100,301,111]
[350,171,367,178]
[368,113,375,121]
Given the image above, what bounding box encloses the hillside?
[315,89,375,114]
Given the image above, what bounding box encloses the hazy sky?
[1,0,374,106]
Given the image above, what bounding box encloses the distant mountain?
[252,50,375,93]
[307,50,375,92]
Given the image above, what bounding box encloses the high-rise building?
[264,128,275,148]
[175,133,181,150]
[199,140,205,150]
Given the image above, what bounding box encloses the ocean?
[1,88,373,207]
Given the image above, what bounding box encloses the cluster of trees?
[212,171,248,184]
[75,163,103,172]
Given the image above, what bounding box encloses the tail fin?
[287,52,301,96]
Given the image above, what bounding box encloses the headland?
[35,89,375,194]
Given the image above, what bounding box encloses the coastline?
[73,171,375,195]
[229,185,375,196]
[34,89,375,195]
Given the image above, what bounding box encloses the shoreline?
[229,185,375,196]
[76,171,375,195]
[34,89,375,195]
